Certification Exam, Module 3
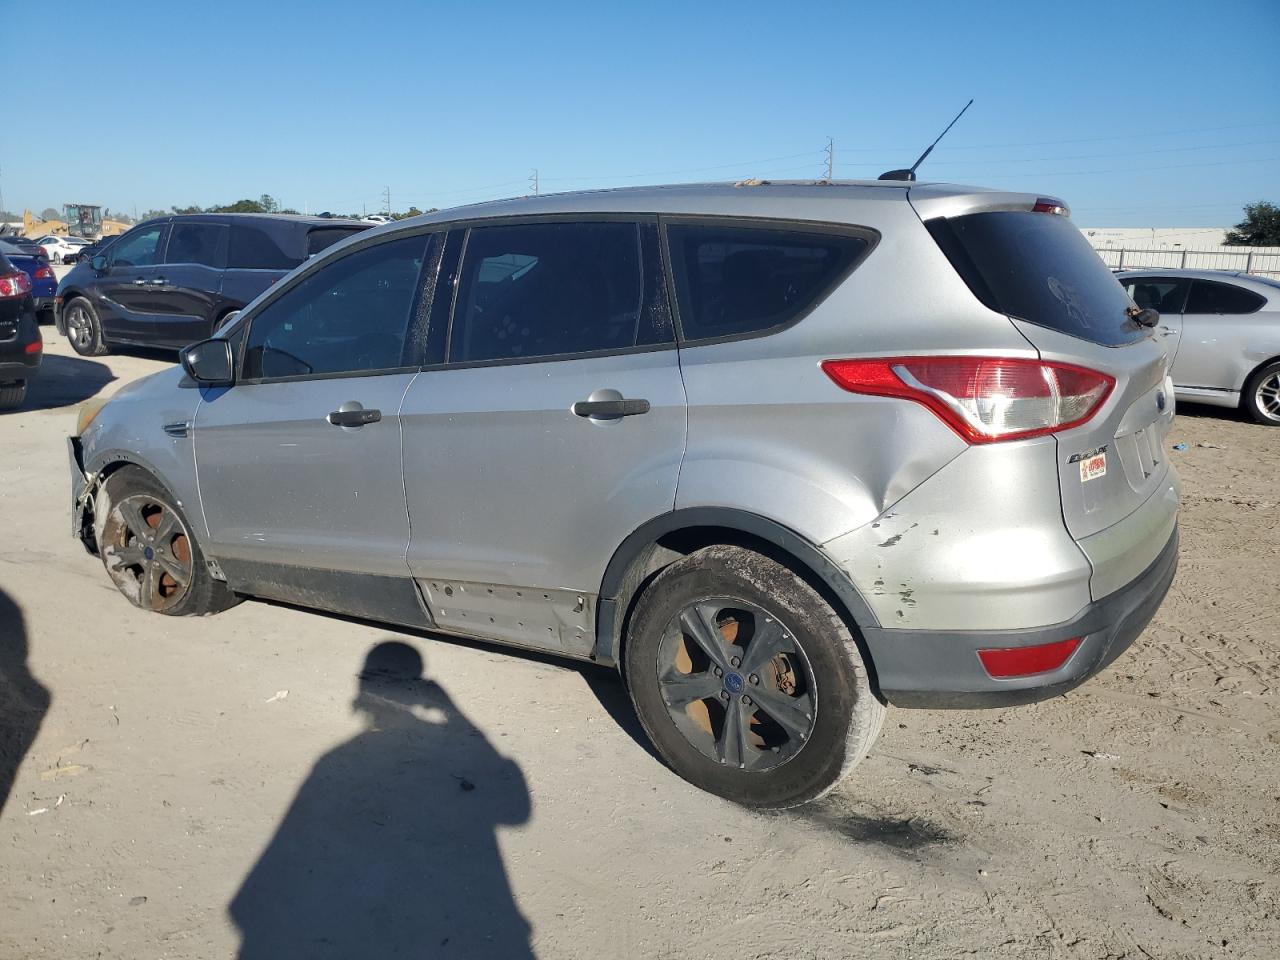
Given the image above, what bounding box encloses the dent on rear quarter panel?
[821,438,1093,632]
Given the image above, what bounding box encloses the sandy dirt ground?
[1,333,1277,959]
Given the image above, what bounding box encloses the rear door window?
[228,224,298,270]
[164,221,227,268]
[928,211,1142,346]
[243,235,431,380]
[666,222,869,342]
[450,220,662,363]
[1123,277,1189,314]
[1184,279,1265,315]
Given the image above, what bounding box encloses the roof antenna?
[878,99,974,182]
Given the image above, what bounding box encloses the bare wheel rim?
[1256,372,1280,422]
[101,494,194,612]
[656,597,817,773]
[65,304,92,350]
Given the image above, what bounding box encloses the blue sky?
[6,0,1278,226]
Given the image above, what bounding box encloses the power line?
[830,120,1280,153]
[540,149,824,183]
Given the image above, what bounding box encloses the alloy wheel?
[1256,372,1280,423]
[101,494,194,612]
[656,598,817,772]
[65,303,93,352]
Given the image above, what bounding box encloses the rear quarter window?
[1185,279,1265,315]
[666,222,870,342]
[928,211,1143,346]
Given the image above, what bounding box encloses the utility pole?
[825,137,834,180]
[529,169,539,196]
[383,185,392,216]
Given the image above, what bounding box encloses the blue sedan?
[0,239,57,321]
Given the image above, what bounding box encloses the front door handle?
[572,392,650,419]
[327,401,382,428]
[133,278,147,285]
[147,277,166,285]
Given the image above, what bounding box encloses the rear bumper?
[0,350,40,381]
[862,526,1179,708]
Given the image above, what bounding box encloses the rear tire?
[97,466,240,616]
[1243,360,1280,425]
[0,382,27,409]
[64,296,107,356]
[624,545,885,808]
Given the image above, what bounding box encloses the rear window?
[666,223,870,342]
[928,211,1142,346]
[306,226,367,256]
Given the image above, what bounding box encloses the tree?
[171,204,204,215]
[1224,201,1280,246]
[40,207,60,221]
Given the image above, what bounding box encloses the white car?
[35,235,89,261]
[361,214,393,224]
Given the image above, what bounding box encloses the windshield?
[927,210,1144,346]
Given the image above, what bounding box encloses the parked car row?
[68,182,1183,807]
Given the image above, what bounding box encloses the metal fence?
[1091,245,1280,279]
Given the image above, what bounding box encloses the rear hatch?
[912,189,1173,542]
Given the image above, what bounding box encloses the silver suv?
[68,182,1180,808]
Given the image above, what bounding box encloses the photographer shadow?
[0,587,50,817]
[230,641,534,959]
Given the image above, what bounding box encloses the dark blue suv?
[55,214,369,356]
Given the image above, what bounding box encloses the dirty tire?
[0,382,27,409]
[98,466,239,616]
[625,545,885,808]
[1242,360,1280,426]
[64,296,107,356]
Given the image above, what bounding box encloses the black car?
[0,250,43,409]
[55,214,370,355]
[70,235,121,264]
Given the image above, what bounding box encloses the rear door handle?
[572,397,650,419]
[327,402,382,428]
[133,278,147,285]
[147,277,166,285]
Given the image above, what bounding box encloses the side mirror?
[181,338,235,386]
[91,254,107,272]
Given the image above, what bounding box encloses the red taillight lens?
[821,356,1114,443]
[25,336,43,355]
[0,271,32,299]
[34,265,54,280]
[978,637,1080,678]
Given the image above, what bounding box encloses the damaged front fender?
[68,436,102,555]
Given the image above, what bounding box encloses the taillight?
[34,265,54,280]
[0,271,32,299]
[821,356,1114,443]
